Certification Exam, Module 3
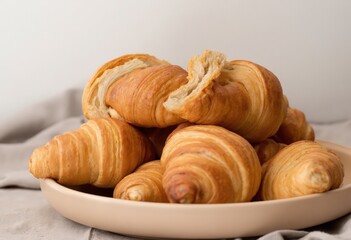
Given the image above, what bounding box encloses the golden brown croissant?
[254,139,286,165]
[274,107,315,144]
[82,54,188,128]
[161,125,261,203]
[113,160,168,203]
[163,50,288,142]
[139,125,178,158]
[29,118,155,187]
[82,54,166,119]
[259,140,344,200]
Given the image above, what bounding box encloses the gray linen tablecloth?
[0,89,350,240]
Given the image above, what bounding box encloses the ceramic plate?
[40,140,351,239]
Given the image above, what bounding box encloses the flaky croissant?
[259,140,344,200]
[163,50,288,142]
[29,118,155,187]
[161,125,261,203]
[82,54,187,128]
[113,160,168,203]
[274,107,315,144]
[254,139,286,165]
[140,125,178,158]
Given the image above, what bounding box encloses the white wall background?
[1,0,350,122]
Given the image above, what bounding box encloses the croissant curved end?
[29,147,48,178]
[118,186,145,201]
[167,181,198,204]
[310,171,331,190]
[28,156,37,176]
[164,173,199,203]
[297,165,332,193]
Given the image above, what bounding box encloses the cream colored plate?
[40,140,351,239]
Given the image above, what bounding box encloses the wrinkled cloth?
[0,89,350,240]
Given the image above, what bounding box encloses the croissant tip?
[28,151,38,174]
[28,158,33,174]
[167,182,198,204]
[308,169,332,192]
[125,190,143,201]
[28,146,48,175]
[28,156,43,178]
[115,185,146,202]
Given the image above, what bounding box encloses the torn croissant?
[113,160,168,203]
[259,140,344,200]
[274,107,315,144]
[164,50,288,142]
[82,54,188,128]
[161,125,261,203]
[29,118,155,187]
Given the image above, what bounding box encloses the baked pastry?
[163,50,288,142]
[259,140,344,200]
[140,125,178,158]
[29,118,155,187]
[274,107,315,144]
[82,54,187,128]
[82,54,165,119]
[113,160,168,203]
[254,139,286,165]
[161,125,261,203]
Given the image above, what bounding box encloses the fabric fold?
[0,89,84,189]
[0,88,83,143]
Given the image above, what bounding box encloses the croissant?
[254,139,286,165]
[161,125,261,203]
[82,54,188,128]
[113,160,168,203]
[259,140,344,200]
[163,50,288,142]
[29,118,155,187]
[140,125,178,158]
[274,107,315,144]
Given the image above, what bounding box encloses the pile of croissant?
[29,50,344,203]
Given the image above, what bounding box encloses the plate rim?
[39,139,351,239]
[41,177,351,207]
